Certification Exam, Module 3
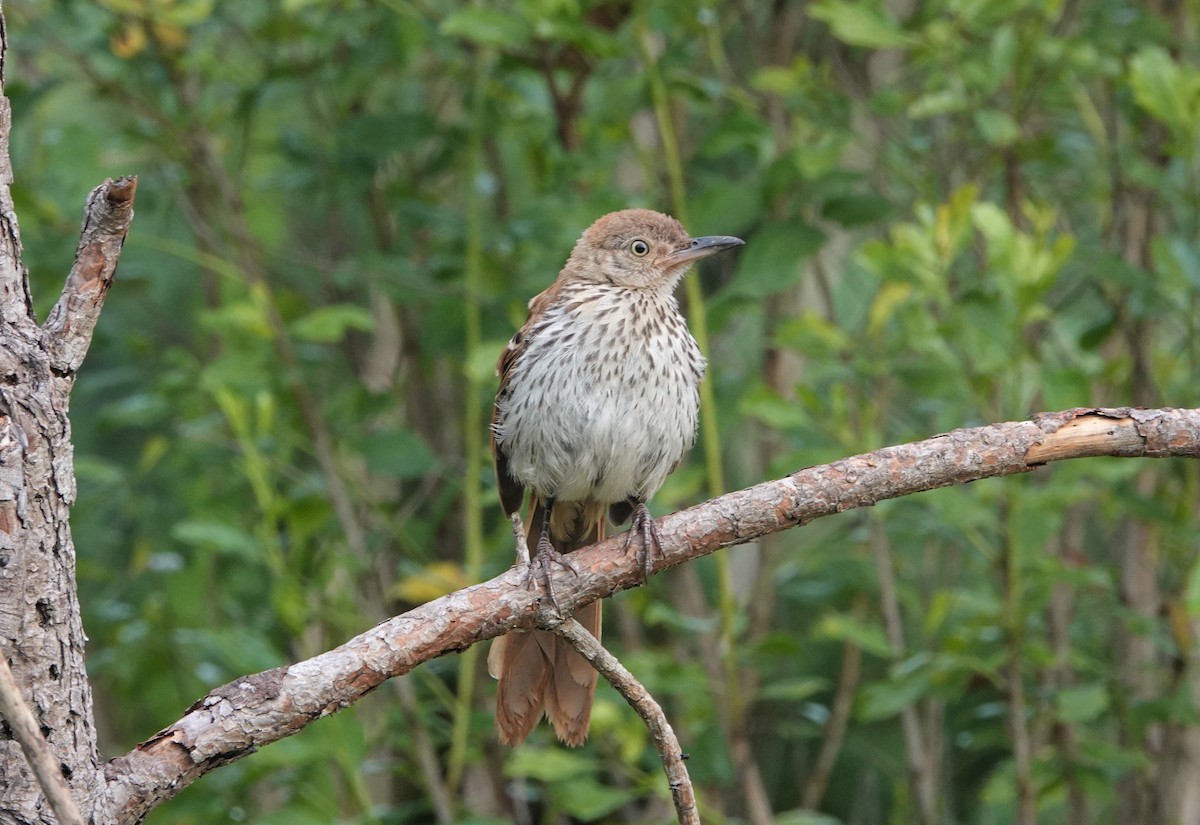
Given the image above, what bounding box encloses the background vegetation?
[7,0,1200,823]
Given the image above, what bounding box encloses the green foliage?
[7,0,1200,823]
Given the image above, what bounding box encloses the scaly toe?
[624,503,663,581]
[530,536,581,613]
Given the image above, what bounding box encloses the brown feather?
[491,330,526,517]
[543,598,601,746]
[488,631,553,746]
[491,498,604,747]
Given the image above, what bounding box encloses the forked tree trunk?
[0,8,137,820]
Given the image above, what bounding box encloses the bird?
[487,208,744,746]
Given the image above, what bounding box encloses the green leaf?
[1186,558,1200,614]
[810,1,916,49]
[505,747,591,781]
[171,520,259,560]
[690,176,764,238]
[773,312,850,356]
[814,613,894,658]
[822,193,894,227]
[908,89,967,119]
[551,776,636,820]
[644,601,722,634]
[289,304,374,343]
[1129,46,1197,134]
[974,109,1020,146]
[440,8,531,48]
[98,393,170,428]
[739,386,809,429]
[468,341,507,383]
[725,221,824,297]
[752,67,800,95]
[857,671,931,721]
[989,25,1017,86]
[774,811,844,825]
[759,677,829,702]
[390,561,468,603]
[867,281,913,336]
[74,456,126,487]
[355,429,436,480]
[970,201,1014,251]
[1053,684,1109,724]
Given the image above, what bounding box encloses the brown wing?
[491,331,526,517]
[491,287,558,517]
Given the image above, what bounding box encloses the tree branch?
[549,618,698,825]
[511,514,694,821]
[42,176,137,374]
[0,650,85,825]
[802,594,865,809]
[98,406,1200,823]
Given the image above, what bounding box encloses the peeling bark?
[0,166,135,821]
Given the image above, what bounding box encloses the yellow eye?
[630,239,650,256]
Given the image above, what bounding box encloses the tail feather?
[489,631,554,746]
[491,495,604,747]
[543,598,600,746]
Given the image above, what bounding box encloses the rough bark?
[0,165,135,822]
[0,10,137,823]
[0,643,87,825]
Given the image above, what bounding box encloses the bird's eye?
[630,239,650,257]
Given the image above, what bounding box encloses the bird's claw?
[623,502,662,581]
[522,531,581,614]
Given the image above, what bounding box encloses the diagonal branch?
[42,176,137,374]
[549,618,698,825]
[98,406,1200,823]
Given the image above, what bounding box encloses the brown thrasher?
[487,209,743,746]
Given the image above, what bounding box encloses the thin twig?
[548,618,699,825]
[511,513,531,569]
[802,594,865,809]
[0,651,85,825]
[872,517,938,823]
[390,676,455,823]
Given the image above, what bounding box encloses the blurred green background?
[8,0,1200,823]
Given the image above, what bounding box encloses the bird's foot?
[523,530,581,614]
[623,502,662,581]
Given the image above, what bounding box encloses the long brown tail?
[488,496,603,747]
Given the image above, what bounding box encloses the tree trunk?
[0,8,137,820]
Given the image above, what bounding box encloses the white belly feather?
[494,287,704,505]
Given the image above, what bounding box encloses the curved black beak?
[663,235,745,266]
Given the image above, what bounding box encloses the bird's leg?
[525,497,580,613]
[623,500,662,581]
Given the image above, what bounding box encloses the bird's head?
[564,208,744,291]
